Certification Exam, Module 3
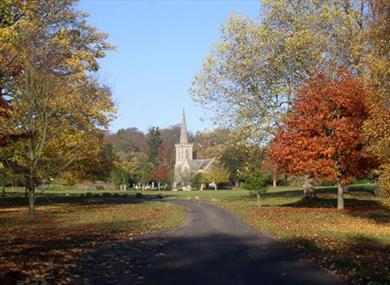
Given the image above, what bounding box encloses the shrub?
[191,173,202,189]
[243,171,270,207]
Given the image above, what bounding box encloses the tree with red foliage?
[150,165,169,191]
[268,71,377,209]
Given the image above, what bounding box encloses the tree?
[147,127,162,166]
[0,162,7,197]
[261,158,278,188]
[243,171,270,207]
[111,160,135,190]
[150,165,169,190]
[191,2,370,143]
[105,128,147,161]
[0,0,115,215]
[268,71,377,209]
[175,166,196,189]
[193,129,264,187]
[193,129,230,159]
[363,0,390,196]
[202,164,230,190]
[218,143,264,188]
[159,125,181,170]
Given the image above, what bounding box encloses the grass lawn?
[0,193,185,284]
[2,184,388,284]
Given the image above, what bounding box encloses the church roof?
[188,159,213,171]
[180,109,188,144]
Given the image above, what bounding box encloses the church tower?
[175,109,193,163]
[173,109,213,190]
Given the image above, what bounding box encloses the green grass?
[3,183,379,207]
[3,185,252,201]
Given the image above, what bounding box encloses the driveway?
[73,200,344,285]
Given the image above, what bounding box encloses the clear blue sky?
[77,0,260,134]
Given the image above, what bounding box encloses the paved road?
[75,200,344,285]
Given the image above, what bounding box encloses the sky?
[77,0,260,134]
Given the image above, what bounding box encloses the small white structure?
[173,110,213,190]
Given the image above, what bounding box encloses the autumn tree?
[190,1,371,144]
[0,0,115,214]
[105,128,147,161]
[363,0,390,196]
[193,129,230,159]
[0,0,25,148]
[268,71,377,209]
[193,129,264,187]
[150,165,169,190]
[111,160,132,190]
[159,125,181,170]
[201,164,230,190]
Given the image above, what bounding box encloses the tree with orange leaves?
[150,165,169,191]
[268,71,377,209]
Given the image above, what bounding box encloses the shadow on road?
[70,233,345,285]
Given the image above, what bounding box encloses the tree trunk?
[303,176,316,199]
[235,179,240,188]
[158,182,161,191]
[272,169,277,187]
[214,183,217,191]
[337,182,344,210]
[1,186,5,198]
[256,193,261,207]
[28,187,35,215]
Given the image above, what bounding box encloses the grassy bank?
[0,194,185,284]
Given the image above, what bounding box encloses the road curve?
[75,200,344,285]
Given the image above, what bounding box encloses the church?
[173,110,213,190]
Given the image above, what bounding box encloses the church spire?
[180,109,188,143]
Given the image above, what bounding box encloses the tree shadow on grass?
[283,235,390,285]
[346,207,390,224]
[265,186,376,199]
[0,192,165,210]
[281,197,390,223]
[264,187,340,198]
[282,197,382,208]
[265,188,389,224]
[0,220,146,284]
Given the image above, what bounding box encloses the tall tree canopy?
[190,0,371,143]
[363,0,390,196]
[0,0,115,214]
